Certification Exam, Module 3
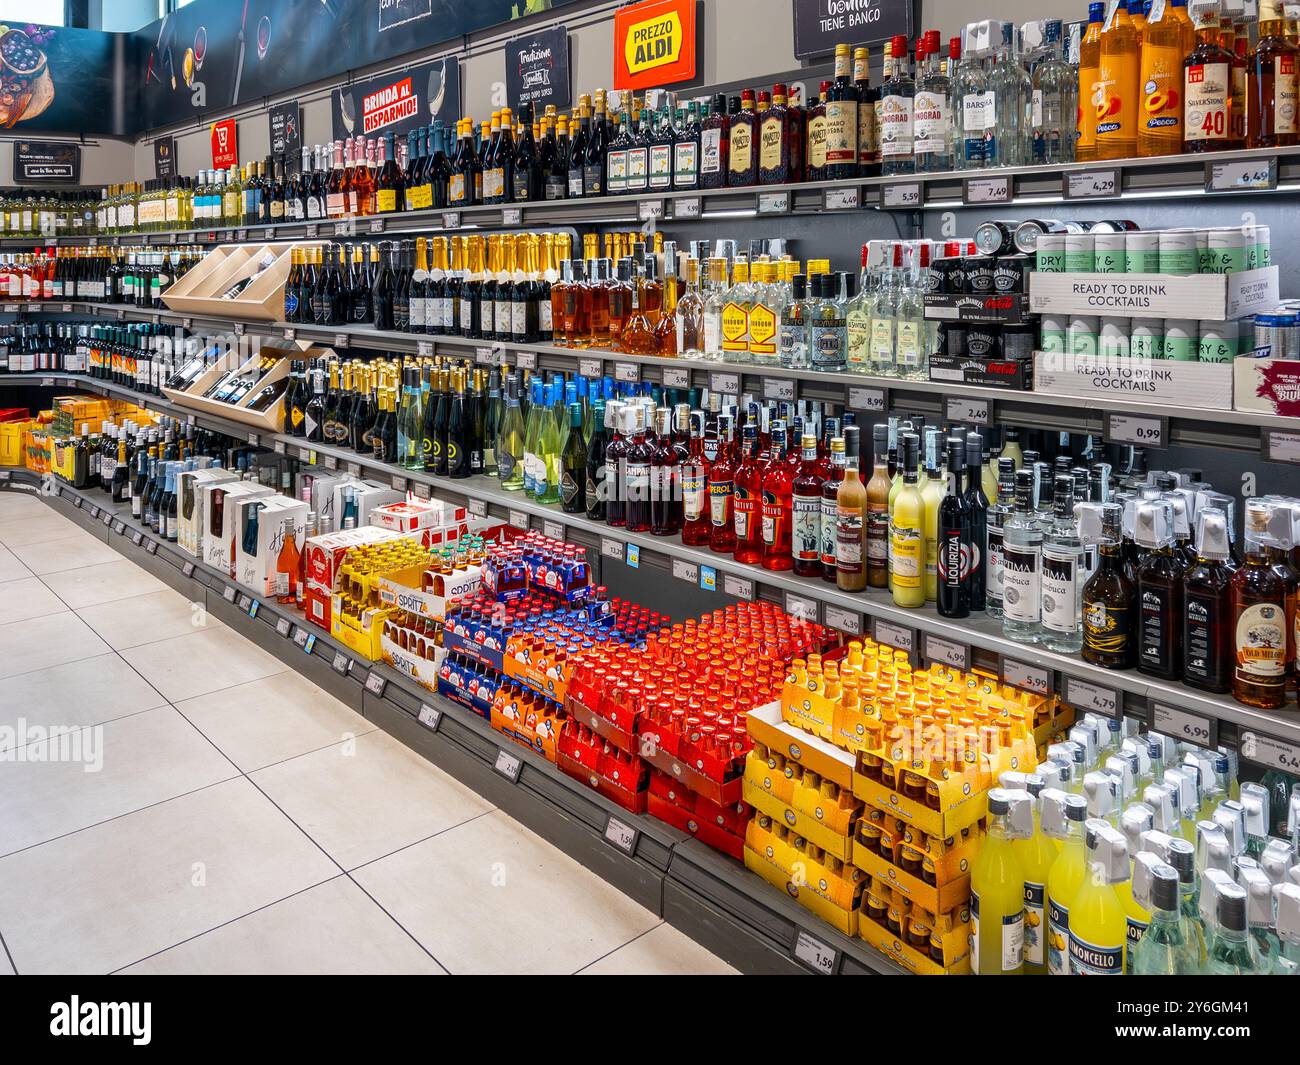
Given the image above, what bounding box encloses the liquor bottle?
[1248,0,1300,147]
[544,114,569,200]
[914,31,952,171]
[937,436,972,618]
[602,401,630,528]
[1040,473,1085,652]
[848,46,879,177]
[1076,4,1105,161]
[586,398,611,521]
[1183,0,1236,151]
[732,424,764,565]
[727,91,758,186]
[497,373,526,491]
[699,93,730,189]
[673,256,705,358]
[970,789,1028,975]
[746,261,782,366]
[568,96,591,198]
[673,103,701,189]
[708,413,737,554]
[1230,501,1290,708]
[880,35,915,174]
[681,409,710,546]
[920,429,946,603]
[1002,470,1043,642]
[584,91,609,196]
[620,270,656,355]
[626,106,651,192]
[759,83,801,184]
[649,108,674,191]
[375,134,405,213]
[808,272,847,373]
[1082,502,1136,668]
[1135,500,1184,679]
[1138,0,1193,155]
[512,103,542,202]
[889,433,924,607]
[559,401,587,515]
[1182,506,1234,693]
[649,406,684,536]
[1096,0,1140,159]
[804,81,830,183]
[1067,823,1129,975]
[623,404,652,534]
[534,381,562,505]
[489,108,516,205]
[759,422,793,571]
[779,272,811,370]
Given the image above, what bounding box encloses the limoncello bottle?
[1043,789,1090,975]
[890,433,926,608]
[1067,820,1129,975]
[1130,855,1198,974]
[1013,774,1059,975]
[971,788,1033,975]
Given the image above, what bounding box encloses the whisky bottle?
[1081,502,1136,669]
[1184,506,1234,693]
[1135,500,1185,679]
[1231,501,1291,708]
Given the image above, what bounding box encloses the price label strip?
[763,377,795,402]
[784,593,819,623]
[793,929,837,975]
[945,396,991,426]
[1206,157,1277,193]
[963,175,1012,205]
[873,617,915,653]
[847,385,887,413]
[601,537,625,563]
[604,815,640,856]
[1239,730,1300,774]
[881,182,921,209]
[824,604,863,637]
[1261,428,1300,466]
[1151,702,1216,749]
[710,372,739,396]
[276,617,292,638]
[542,519,565,541]
[495,748,523,783]
[662,366,691,389]
[923,633,970,671]
[672,558,699,585]
[722,572,754,601]
[1001,657,1053,696]
[1064,676,1120,718]
[1063,168,1120,200]
[674,196,702,219]
[757,191,791,215]
[823,186,860,211]
[1104,412,1167,449]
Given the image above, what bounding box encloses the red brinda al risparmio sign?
[362,76,418,134]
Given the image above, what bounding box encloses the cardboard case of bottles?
[162,242,318,321]
[857,885,972,975]
[203,481,276,574]
[1233,355,1300,417]
[380,629,445,691]
[236,496,307,599]
[743,814,865,936]
[178,466,239,559]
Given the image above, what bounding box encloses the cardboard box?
[1234,356,1300,417]
[924,292,1030,323]
[202,481,275,575]
[744,781,855,861]
[178,467,239,560]
[376,565,482,621]
[1028,266,1279,320]
[236,497,307,599]
[751,700,855,791]
[929,353,1032,390]
[302,525,404,629]
[1033,350,1234,410]
[857,900,971,974]
[331,481,403,530]
[744,815,864,936]
[371,497,467,534]
[380,630,444,692]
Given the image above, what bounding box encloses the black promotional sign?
[268,99,301,156]
[12,141,81,183]
[792,0,915,59]
[330,56,460,143]
[154,136,176,178]
[505,24,571,112]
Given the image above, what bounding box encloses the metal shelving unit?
[0,466,907,976]
[10,372,1300,760]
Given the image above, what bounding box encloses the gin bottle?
[985,457,1015,618]
[1002,469,1044,643]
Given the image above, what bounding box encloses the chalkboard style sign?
[13,140,80,182]
[506,24,571,112]
[792,0,915,59]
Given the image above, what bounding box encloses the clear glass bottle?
[914,30,953,171]
[808,272,847,373]
[990,21,1033,166]
[778,272,810,370]
[701,256,728,362]
[1041,473,1084,653]
[1206,885,1262,974]
[1033,19,1077,164]
[894,243,927,382]
[953,27,991,169]
[673,255,704,358]
[880,34,916,174]
[869,243,898,378]
[1002,469,1044,643]
[846,243,872,375]
[1131,858,1198,974]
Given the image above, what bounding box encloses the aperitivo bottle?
[727,91,758,186]
[733,424,764,564]
[681,410,710,547]
[760,423,794,571]
[836,449,867,593]
[708,413,737,554]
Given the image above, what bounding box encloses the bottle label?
[1140,43,1185,135]
[912,90,948,153]
[703,312,722,355]
[880,94,913,157]
[721,301,748,351]
[896,321,921,366]
[820,497,838,567]
[1184,591,1222,683]
[375,190,397,212]
[891,523,922,586]
[683,472,706,521]
[1125,915,1148,975]
[1024,881,1046,967]
[760,496,785,546]
[759,115,784,171]
[729,122,753,174]
[1031,88,1044,130]
[962,92,993,133]
[748,302,777,355]
[627,148,649,183]
[1184,62,1230,141]
[649,144,673,185]
[859,96,879,163]
[846,309,870,367]
[1139,585,1174,671]
[1001,542,1040,623]
[1084,598,1129,656]
[870,317,894,362]
[583,162,604,195]
[673,141,697,183]
[1277,53,1299,134]
[836,508,864,570]
[734,486,754,540]
[607,149,628,190]
[823,101,856,164]
[792,494,820,561]
[449,174,467,203]
[810,324,845,370]
[1068,931,1122,975]
[1040,544,1079,636]
[561,471,580,506]
[807,113,828,170]
[539,300,552,332]
[1235,601,1287,677]
[972,891,1024,974]
[709,479,732,526]
[1097,48,1138,141]
[701,128,723,174]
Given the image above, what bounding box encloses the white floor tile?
[0,612,110,681]
[119,877,444,975]
[251,730,492,870]
[0,946,12,974]
[0,544,31,583]
[9,531,122,575]
[0,576,69,623]
[0,655,166,747]
[76,588,218,649]
[175,670,373,773]
[578,921,738,975]
[40,558,168,609]
[0,706,238,856]
[0,509,84,547]
[119,626,287,703]
[352,810,659,974]
[0,777,339,974]
[0,493,51,521]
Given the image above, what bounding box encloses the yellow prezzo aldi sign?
[614,0,697,91]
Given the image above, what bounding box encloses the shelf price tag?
[1239,731,1300,774]
[237,594,252,612]
[323,454,338,471]
[333,333,349,350]
[1261,428,1300,465]
[542,518,565,540]
[615,362,639,383]
[1064,676,1120,718]
[1206,157,1277,193]
[638,199,665,221]
[276,616,292,637]
[368,218,385,234]
[848,385,887,413]
[391,474,408,493]
[223,585,238,603]
[416,340,434,357]
[1151,703,1216,749]
[292,625,310,648]
[1104,412,1166,449]
[364,671,387,698]
[467,497,488,518]
[1001,657,1053,696]
[674,196,702,219]
[283,328,296,342]
[824,604,863,636]
[763,377,795,402]
[881,182,922,209]
[474,347,496,365]
[273,440,286,455]
[672,558,698,585]
[601,537,625,562]
[502,207,523,226]
[146,540,158,556]
[182,561,195,578]
[418,703,442,732]
[872,618,916,653]
[793,929,837,975]
[757,191,792,214]
[722,572,754,601]
[111,520,124,535]
[508,509,530,531]
[494,748,523,783]
[332,651,352,676]
[579,357,603,378]
[346,462,361,478]
[604,815,639,855]
[963,175,1012,205]
[710,372,739,396]
[923,633,969,671]
[1064,168,1120,200]
[442,211,462,229]
[784,593,819,623]
[515,351,536,370]
[945,396,991,425]
[131,530,143,546]
[72,495,82,509]
[411,481,431,500]
[662,367,690,389]
[823,187,860,211]
[247,432,259,447]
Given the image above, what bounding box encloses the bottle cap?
[1085,820,1131,884]
[1195,820,1233,877]
[1212,799,1247,856]
[1261,838,1295,885]
[1276,883,1300,946]
[1216,882,1249,932]
[1119,801,1154,855]
[1083,771,1117,820]
[988,787,1035,838]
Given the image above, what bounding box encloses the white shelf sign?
[1239,731,1300,774]
[615,362,639,383]
[638,199,665,220]
[945,396,991,425]
[824,187,860,211]
[674,196,702,219]
[1065,676,1120,718]
[1262,429,1300,465]
[672,558,699,585]
[923,633,970,671]
[332,651,352,676]
[601,537,625,562]
[495,748,523,782]
[881,182,921,208]
[1064,168,1120,200]
[873,618,915,653]
[364,671,387,697]
[662,367,690,389]
[757,191,791,215]
[418,703,442,732]
[1104,412,1166,449]
[508,509,530,531]
[1002,657,1052,696]
[579,357,603,378]
[763,377,795,402]
[722,572,754,601]
[824,604,863,636]
[784,593,819,623]
[1151,703,1215,748]
[963,175,1012,205]
[542,519,565,541]
[848,386,887,413]
[710,372,739,396]
[604,816,639,855]
[1207,157,1277,193]
[793,930,836,974]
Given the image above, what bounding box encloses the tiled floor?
[0,494,735,976]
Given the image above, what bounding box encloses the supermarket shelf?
[0,465,910,976]
[8,301,1300,451]
[7,374,1300,753]
[6,145,1300,252]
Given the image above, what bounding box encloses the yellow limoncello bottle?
[886,419,903,592]
[971,788,1033,975]
[1014,773,1061,975]
[890,432,926,608]
[1067,820,1130,975]
[1043,789,1090,975]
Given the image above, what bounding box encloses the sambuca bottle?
[1068,820,1129,975]
[971,788,1034,975]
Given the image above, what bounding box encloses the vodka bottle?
[880,35,916,174]
[986,457,1015,619]
[953,24,992,168]
[1033,19,1077,164]
[990,21,1033,167]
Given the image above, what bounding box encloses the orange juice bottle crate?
[858,875,972,974]
[556,719,650,814]
[744,812,866,936]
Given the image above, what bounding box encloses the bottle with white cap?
[1130,853,1198,974]
[970,787,1034,975]
[1183,505,1233,693]
[1044,789,1090,975]
[1142,828,1208,965]
[1274,883,1300,973]
[1118,802,1154,970]
[1206,882,1262,974]
[1238,865,1281,972]
[1134,499,1183,680]
[1067,820,1130,975]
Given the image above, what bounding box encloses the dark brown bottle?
[1183,507,1233,694]
[1082,503,1136,670]
[1231,501,1291,708]
[1135,501,1184,680]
